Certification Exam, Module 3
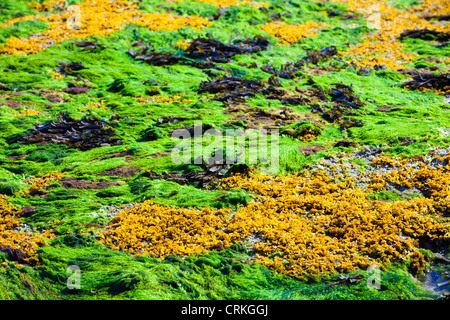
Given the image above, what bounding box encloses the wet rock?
[130,48,183,66]
[398,136,416,145]
[421,14,450,21]
[399,29,450,42]
[402,72,450,93]
[327,83,365,109]
[376,105,403,113]
[199,77,264,105]
[63,84,90,95]
[56,61,85,75]
[3,100,34,109]
[323,274,364,287]
[146,158,250,188]
[71,40,109,51]
[0,83,12,91]
[199,77,263,94]
[185,36,269,63]
[60,177,123,189]
[339,117,364,130]
[98,166,140,178]
[260,61,302,79]
[0,245,30,265]
[298,144,327,156]
[434,253,450,264]
[170,123,220,138]
[227,106,312,131]
[265,86,329,106]
[21,206,37,217]
[333,140,359,148]
[39,89,64,103]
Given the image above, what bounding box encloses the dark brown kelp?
[185,35,269,62]
[22,113,122,150]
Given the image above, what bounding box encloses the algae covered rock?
[0,182,19,195]
[51,234,97,248]
[140,125,167,141]
[212,189,251,208]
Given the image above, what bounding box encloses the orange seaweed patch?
[0,196,55,265]
[19,172,65,197]
[31,0,66,12]
[328,0,450,69]
[0,0,213,55]
[50,71,65,80]
[0,15,47,29]
[13,109,43,117]
[170,0,269,8]
[261,21,331,45]
[79,101,107,113]
[136,95,193,104]
[99,203,233,257]
[99,154,450,279]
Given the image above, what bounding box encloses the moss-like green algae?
[0,0,449,300]
[0,241,437,300]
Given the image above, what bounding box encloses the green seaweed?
[0,243,435,300]
[0,0,448,301]
[0,19,49,44]
[0,0,37,23]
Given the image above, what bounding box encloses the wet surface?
[420,268,450,296]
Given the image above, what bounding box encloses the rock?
[0,83,12,91]
[63,85,90,95]
[298,144,327,156]
[434,253,450,264]
[333,140,359,148]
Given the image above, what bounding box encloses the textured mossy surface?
[0,242,436,300]
[0,0,449,300]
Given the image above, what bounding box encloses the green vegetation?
[0,0,448,300]
[0,242,437,300]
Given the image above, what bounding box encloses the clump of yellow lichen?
[31,0,66,12]
[175,39,192,51]
[99,153,449,279]
[99,203,232,257]
[261,21,331,45]
[328,0,450,69]
[13,109,43,117]
[19,172,65,197]
[0,0,213,55]
[136,95,193,104]
[0,196,54,265]
[170,0,269,8]
[0,15,47,29]
[50,71,65,80]
[296,125,323,142]
[79,101,107,113]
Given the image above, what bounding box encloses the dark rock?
[298,144,327,156]
[63,85,90,95]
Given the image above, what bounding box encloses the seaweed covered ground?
[0,0,449,301]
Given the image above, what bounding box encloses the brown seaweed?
[185,35,269,62]
[22,112,121,151]
[399,29,450,42]
[144,158,250,187]
[402,72,449,93]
